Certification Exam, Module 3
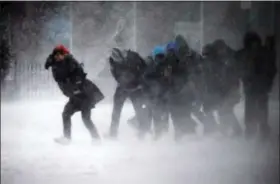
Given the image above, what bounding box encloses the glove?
[45,62,51,70]
[45,55,53,70]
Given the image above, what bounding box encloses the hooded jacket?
[45,49,104,106]
[109,48,147,91]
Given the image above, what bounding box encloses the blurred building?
[0,1,277,100]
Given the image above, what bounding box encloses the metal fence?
[7,61,61,100]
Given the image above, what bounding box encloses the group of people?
[45,31,277,145]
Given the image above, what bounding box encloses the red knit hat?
[53,44,70,55]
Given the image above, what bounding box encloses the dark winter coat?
[165,48,203,107]
[145,51,194,105]
[45,54,86,84]
[45,54,104,107]
[237,47,277,95]
[109,48,147,92]
[200,42,241,111]
[143,55,173,103]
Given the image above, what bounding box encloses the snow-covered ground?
[1,99,279,184]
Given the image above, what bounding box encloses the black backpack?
[110,48,146,73]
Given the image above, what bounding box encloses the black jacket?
[144,52,193,105]
[45,54,104,106]
[45,54,86,83]
[237,47,277,95]
[109,49,147,91]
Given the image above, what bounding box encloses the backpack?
[110,48,146,72]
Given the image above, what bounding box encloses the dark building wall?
[276,2,280,71]
[271,2,279,100]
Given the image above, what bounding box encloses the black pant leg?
[152,101,169,137]
[244,94,258,138]
[256,93,270,138]
[169,103,197,139]
[160,103,170,132]
[110,86,127,136]
[130,90,151,136]
[62,99,78,139]
[81,107,100,139]
[146,100,154,132]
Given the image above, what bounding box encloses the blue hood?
[152,45,165,59]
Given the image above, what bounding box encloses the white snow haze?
[1,2,279,184]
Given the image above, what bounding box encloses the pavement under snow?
[1,99,279,184]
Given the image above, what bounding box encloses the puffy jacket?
[45,53,104,106]
[109,48,147,91]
